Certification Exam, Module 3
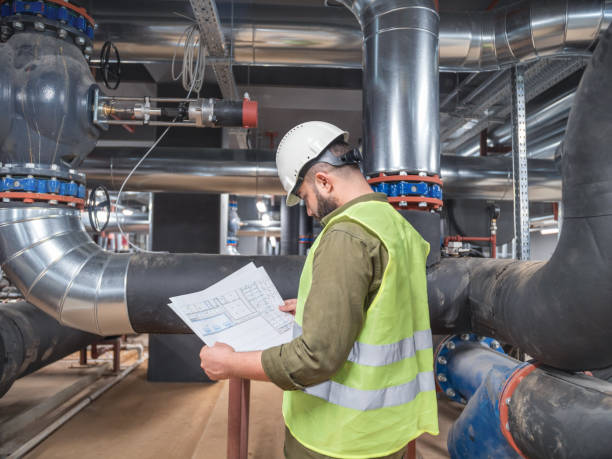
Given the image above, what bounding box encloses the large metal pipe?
[93,0,612,71]
[80,150,562,201]
[338,0,440,176]
[0,205,134,336]
[429,23,612,371]
[0,301,101,397]
[81,210,150,233]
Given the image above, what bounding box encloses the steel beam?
[511,66,530,260]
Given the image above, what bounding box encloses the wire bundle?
[172,23,207,95]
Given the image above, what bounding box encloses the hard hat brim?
[286,192,301,207]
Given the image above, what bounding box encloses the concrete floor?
[1,355,460,458]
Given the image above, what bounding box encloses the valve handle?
[100,41,121,90]
[87,185,111,233]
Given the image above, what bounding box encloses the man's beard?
[313,188,339,220]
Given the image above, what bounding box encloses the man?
[200,121,438,458]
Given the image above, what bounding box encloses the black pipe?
[427,23,612,371]
[126,254,304,334]
[509,368,612,459]
[0,302,101,397]
[298,204,313,256]
[280,201,300,255]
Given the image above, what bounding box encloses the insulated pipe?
[428,22,612,371]
[508,367,612,458]
[0,301,101,397]
[80,150,563,201]
[338,0,440,176]
[93,0,612,70]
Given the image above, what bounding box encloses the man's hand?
[279,298,297,316]
[200,342,236,380]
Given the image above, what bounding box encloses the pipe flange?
[497,362,539,458]
[368,173,443,211]
[0,164,87,205]
[0,0,94,55]
[0,163,86,184]
[434,333,505,403]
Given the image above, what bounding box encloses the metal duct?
[93,0,612,70]
[454,91,575,157]
[81,211,150,233]
[338,0,440,176]
[80,150,562,201]
[0,205,134,336]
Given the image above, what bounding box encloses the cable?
[171,23,207,95]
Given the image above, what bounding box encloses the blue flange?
[1,176,86,198]
[1,0,95,45]
[434,333,505,403]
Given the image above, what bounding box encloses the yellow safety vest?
[283,200,439,458]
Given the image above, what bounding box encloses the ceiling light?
[540,227,559,235]
[262,213,271,226]
[122,208,134,216]
[256,199,267,213]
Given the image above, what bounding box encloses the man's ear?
[314,171,333,193]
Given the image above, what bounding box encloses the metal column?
[510,66,530,260]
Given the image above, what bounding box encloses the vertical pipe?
[219,193,230,254]
[280,200,300,255]
[510,66,531,260]
[298,202,313,256]
[355,0,440,176]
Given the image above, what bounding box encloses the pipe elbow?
[0,206,134,335]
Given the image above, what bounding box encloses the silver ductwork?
[338,0,440,176]
[79,151,562,201]
[0,206,134,335]
[81,211,150,233]
[454,90,575,157]
[94,0,612,70]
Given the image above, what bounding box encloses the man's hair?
[304,140,360,183]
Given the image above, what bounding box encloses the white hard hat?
[276,121,348,206]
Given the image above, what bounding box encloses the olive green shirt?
[262,193,409,458]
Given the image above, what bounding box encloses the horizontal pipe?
[93,0,612,70]
[80,149,562,201]
[0,301,101,397]
[509,367,612,458]
[454,91,575,157]
[81,211,150,233]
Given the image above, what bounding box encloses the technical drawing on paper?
[168,263,293,351]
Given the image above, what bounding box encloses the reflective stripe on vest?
[293,323,433,368]
[304,371,436,411]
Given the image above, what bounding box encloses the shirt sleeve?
[261,224,374,391]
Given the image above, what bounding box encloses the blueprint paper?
[167,262,293,352]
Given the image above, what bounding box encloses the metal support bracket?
[188,0,239,100]
[510,66,530,260]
